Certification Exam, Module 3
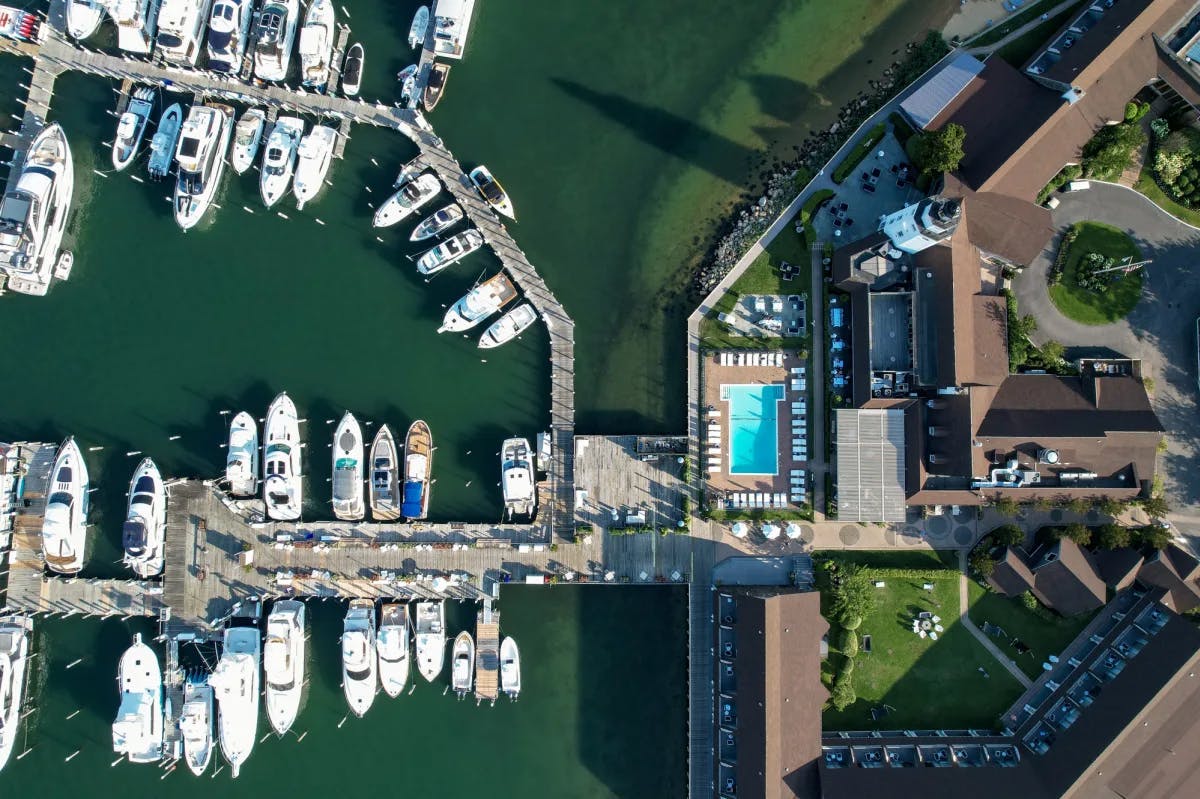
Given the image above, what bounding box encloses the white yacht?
[401,420,432,521]
[225,411,258,496]
[206,0,254,73]
[398,64,417,108]
[262,392,302,521]
[341,42,363,97]
[469,165,515,220]
[437,272,517,333]
[174,103,234,231]
[292,124,336,209]
[122,458,166,578]
[209,625,260,778]
[500,636,520,699]
[407,5,428,49]
[0,123,74,297]
[372,173,440,228]
[331,411,364,521]
[0,615,33,773]
[111,634,163,764]
[230,108,265,175]
[298,0,334,89]
[111,0,159,54]
[413,600,445,682]
[42,437,89,575]
[416,228,483,276]
[66,0,106,40]
[156,0,212,65]
[410,203,462,241]
[501,437,536,518]
[479,303,537,349]
[112,87,154,172]
[179,677,214,776]
[259,116,304,208]
[342,599,377,717]
[253,0,299,82]
[377,603,410,698]
[368,424,400,521]
[147,102,183,180]
[451,631,473,698]
[430,0,475,59]
[263,600,305,735]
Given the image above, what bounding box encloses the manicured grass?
[963,0,1072,47]
[1135,168,1200,227]
[822,549,960,570]
[995,2,1089,67]
[1048,221,1143,325]
[967,581,1097,680]
[831,123,887,184]
[708,507,813,522]
[798,189,836,248]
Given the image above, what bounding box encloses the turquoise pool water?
[724,384,784,475]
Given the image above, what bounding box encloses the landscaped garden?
[966,581,1095,680]
[1135,110,1200,226]
[1047,221,1143,325]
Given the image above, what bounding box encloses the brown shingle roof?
[953,182,1056,265]
[1138,548,1200,612]
[989,546,1035,596]
[1095,548,1145,591]
[1029,539,1107,616]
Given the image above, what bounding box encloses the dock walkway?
[474,606,499,702]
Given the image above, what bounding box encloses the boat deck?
[474,605,499,702]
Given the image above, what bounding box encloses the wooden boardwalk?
[474,606,499,702]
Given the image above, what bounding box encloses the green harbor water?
[1,0,955,794]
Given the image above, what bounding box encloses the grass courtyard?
[967,581,1097,680]
[1048,221,1144,325]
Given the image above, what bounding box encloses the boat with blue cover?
[401,420,432,521]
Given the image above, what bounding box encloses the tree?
[1066,496,1091,515]
[1141,495,1170,519]
[994,497,1020,518]
[1134,524,1173,550]
[1095,523,1131,550]
[829,673,856,711]
[1097,496,1126,518]
[1082,122,1147,181]
[969,548,996,578]
[992,524,1025,547]
[832,565,876,625]
[1039,339,1066,366]
[914,123,966,175]
[1155,148,1189,185]
[1062,522,1092,547]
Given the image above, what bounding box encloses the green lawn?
[964,0,1074,47]
[967,581,1097,680]
[995,1,1090,67]
[1048,221,1143,325]
[1135,168,1200,227]
[818,556,1024,731]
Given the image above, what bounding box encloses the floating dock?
[474,606,499,702]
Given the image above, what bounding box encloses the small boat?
[54,251,74,281]
[377,603,410,698]
[174,103,234,231]
[122,457,166,578]
[178,677,214,776]
[469,165,515,220]
[298,0,335,90]
[479,302,538,349]
[230,108,265,175]
[393,155,424,187]
[225,411,259,496]
[42,437,89,575]
[0,4,39,42]
[147,102,183,180]
[410,203,463,241]
[423,62,450,111]
[413,600,445,682]
[372,173,440,228]
[66,0,105,40]
[0,615,33,773]
[342,599,377,717]
[451,631,474,698]
[407,5,429,49]
[500,636,520,699]
[254,0,300,81]
[501,437,536,518]
[438,272,518,333]
[259,116,305,208]
[111,633,163,764]
[368,424,401,521]
[209,625,260,778]
[397,64,417,107]
[293,124,336,210]
[417,228,483,276]
[341,42,363,97]
[264,600,305,735]
[331,411,364,521]
[262,392,302,521]
[112,87,155,172]
[401,420,432,521]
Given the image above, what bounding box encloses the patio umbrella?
[431,576,449,593]
[785,522,802,540]
[671,570,682,582]
[762,522,781,540]
[604,571,616,582]
[731,522,749,538]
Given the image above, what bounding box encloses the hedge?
[831,123,888,184]
[841,629,859,658]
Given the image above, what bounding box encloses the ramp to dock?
[474,606,499,702]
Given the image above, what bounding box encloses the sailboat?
[342,599,378,717]
[377,603,410,698]
[451,631,474,698]
[500,636,521,699]
[122,457,166,578]
[263,600,305,735]
[401,420,432,521]
[225,411,259,496]
[147,103,183,180]
[111,633,164,764]
[178,676,214,776]
[262,392,303,521]
[332,411,364,521]
[0,615,33,773]
[209,624,260,778]
[368,424,401,521]
[42,437,89,575]
[413,600,445,682]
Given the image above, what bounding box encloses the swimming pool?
[723,383,784,475]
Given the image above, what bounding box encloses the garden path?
[958,551,1034,688]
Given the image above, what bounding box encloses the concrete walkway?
[963,0,1080,57]
[809,243,828,520]
[958,551,1033,688]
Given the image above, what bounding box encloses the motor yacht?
[469,165,515,219]
[423,63,450,111]
[42,437,89,575]
[123,457,166,578]
[147,102,183,180]
[372,172,439,227]
[437,272,517,333]
[0,122,74,297]
[253,0,298,82]
[262,392,302,521]
[413,600,445,682]
[430,0,475,60]
[264,600,305,735]
[377,603,410,698]
[407,5,428,49]
[111,633,163,764]
[368,424,400,521]
[259,116,304,208]
[401,420,432,521]
[331,411,364,521]
[293,124,336,209]
[410,202,462,241]
[298,0,334,89]
[112,87,154,171]
[500,636,520,699]
[66,0,106,40]
[111,0,158,54]
[174,103,234,231]
[0,615,33,773]
[179,677,214,776]
[501,437,536,518]
[341,42,363,96]
[416,228,482,275]
[225,410,258,496]
[479,302,537,349]
[206,0,253,73]
[209,625,260,778]
[342,599,377,717]
[451,631,473,698]
[156,0,212,65]
[398,64,417,107]
[230,107,265,175]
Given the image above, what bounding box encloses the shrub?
[994,497,1020,518]
[1150,118,1170,139]
[1141,494,1170,519]
[1062,522,1092,547]
[1082,122,1146,181]
[1004,289,1039,371]
[992,524,1025,547]
[1155,149,1188,185]
[829,673,856,711]
[840,629,859,658]
[1095,523,1131,550]
[839,656,856,676]
[969,549,996,578]
[1020,591,1039,611]
[842,615,863,631]
[1066,496,1091,515]
[1134,524,1173,549]
[1097,496,1126,517]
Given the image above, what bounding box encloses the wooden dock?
[474,605,499,702]
[327,24,352,96]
